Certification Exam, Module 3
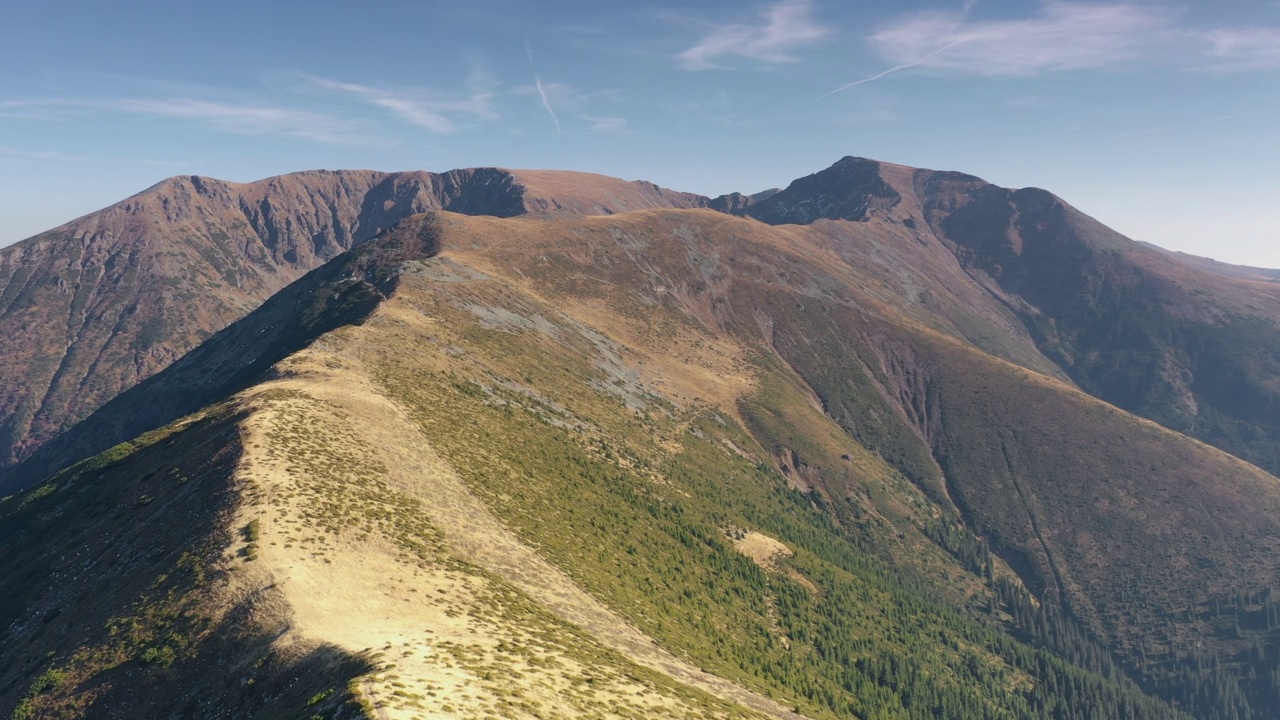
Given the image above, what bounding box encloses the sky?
[2,0,1278,266]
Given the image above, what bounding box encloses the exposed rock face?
[744,156,901,224]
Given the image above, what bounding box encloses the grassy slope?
[7,207,1278,718]
[345,217,1188,719]
[234,364,772,720]
[0,219,790,719]
[0,407,375,720]
[426,210,1280,715]
[0,329,777,720]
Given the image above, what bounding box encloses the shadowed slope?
[0,214,443,494]
[0,406,376,720]
[730,156,1280,478]
[909,168,1280,475]
[1140,243,1280,282]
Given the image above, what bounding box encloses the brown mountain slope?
[10,154,1280,483]
[2,211,1202,720]
[1140,242,1280,282]
[23,208,1280,657]
[507,169,710,214]
[19,156,1280,495]
[7,158,1280,718]
[0,167,710,468]
[406,210,1280,716]
[915,172,1280,475]
[736,156,1280,477]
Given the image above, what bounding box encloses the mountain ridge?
[7,154,1280,483]
[5,206,1231,719]
[0,165,724,469]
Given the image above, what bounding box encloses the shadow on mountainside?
[0,407,374,719]
[0,214,444,496]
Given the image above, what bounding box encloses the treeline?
[388,364,1197,720]
[927,513,1280,720]
[1138,588,1280,720]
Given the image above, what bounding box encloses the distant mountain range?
[4,157,1280,719]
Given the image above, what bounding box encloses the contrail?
[525,38,534,63]
[534,74,561,133]
[1119,114,1238,139]
[821,38,967,98]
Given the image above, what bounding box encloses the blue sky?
[2,0,1278,266]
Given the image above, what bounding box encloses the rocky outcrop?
[744,157,901,225]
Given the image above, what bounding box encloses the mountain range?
[3,157,1279,720]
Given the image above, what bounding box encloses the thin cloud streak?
[1203,28,1280,71]
[0,144,185,165]
[534,75,562,133]
[514,78,626,134]
[679,0,828,71]
[871,3,1176,76]
[0,97,361,144]
[305,76,497,134]
[1119,114,1239,138]
[583,115,628,133]
[821,38,967,97]
[0,110,63,121]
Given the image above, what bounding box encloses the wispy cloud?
[821,38,968,97]
[870,3,1177,77]
[534,75,562,133]
[0,144,184,166]
[305,76,497,134]
[1203,28,1280,71]
[583,115,629,133]
[679,0,829,71]
[0,97,361,143]
[829,1,1280,92]
[1119,114,1239,139]
[0,109,64,121]
[515,78,624,134]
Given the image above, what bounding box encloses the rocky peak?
[743,157,902,225]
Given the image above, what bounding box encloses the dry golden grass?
[229,335,789,719]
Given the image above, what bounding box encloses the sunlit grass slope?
[9,208,1278,719]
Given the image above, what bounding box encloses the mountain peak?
[743,156,901,225]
